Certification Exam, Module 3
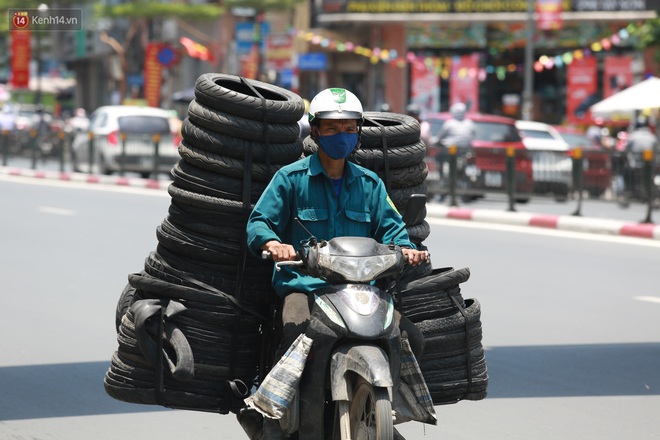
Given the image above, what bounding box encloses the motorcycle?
[244,197,436,440]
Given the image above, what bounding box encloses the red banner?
[450,54,479,113]
[603,56,633,98]
[566,56,597,125]
[410,59,440,114]
[144,43,163,108]
[240,45,259,80]
[10,30,31,89]
[536,0,563,31]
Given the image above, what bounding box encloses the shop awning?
[590,76,660,119]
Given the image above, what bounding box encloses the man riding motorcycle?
[243,87,429,439]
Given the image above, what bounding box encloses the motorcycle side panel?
[330,344,393,402]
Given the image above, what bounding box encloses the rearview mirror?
[401,194,427,227]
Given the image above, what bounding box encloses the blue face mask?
[318,132,359,159]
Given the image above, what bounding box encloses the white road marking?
[38,206,76,216]
[0,173,170,197]
[634,296,660,304]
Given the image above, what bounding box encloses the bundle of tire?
[302,111,433,282]
[397,266,488,404]
[104,73,306,414]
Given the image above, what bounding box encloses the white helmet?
[308,88,363,124]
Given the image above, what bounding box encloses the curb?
[0,166,171,191]
[426,204,660,241]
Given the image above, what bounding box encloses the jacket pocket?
[344,209,371,236]
[297,208,329,222]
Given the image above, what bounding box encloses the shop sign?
[536,0,563,31]
[10,29,30,89]
[320,0,659,14]
[235,21,269,56]
[298,53,327,71]
[407,23,487,49]
[265,33,293,70]
[566,56,597,125]
[603,56,633,99]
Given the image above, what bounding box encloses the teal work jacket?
[246,152,415,298]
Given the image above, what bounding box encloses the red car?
[553,126,612,198]
[425,112,533,201]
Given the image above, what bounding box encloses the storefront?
[308,0,659,123]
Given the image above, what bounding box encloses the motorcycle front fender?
[330,344,393,402]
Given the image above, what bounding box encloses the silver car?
[72,105,180,178]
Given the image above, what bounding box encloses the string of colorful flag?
[296,22,640,81]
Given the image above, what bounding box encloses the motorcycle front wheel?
[345,378,393,440]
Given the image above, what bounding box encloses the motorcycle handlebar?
[261,251,304,271]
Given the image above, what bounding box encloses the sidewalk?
[426,203,660,241]
[2,163,659,241]
[0,163,172,191]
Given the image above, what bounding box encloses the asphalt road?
[1,177,659,440]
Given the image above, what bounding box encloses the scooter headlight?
[319,254,399,282]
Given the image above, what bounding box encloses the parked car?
[71,105,181,178]
[515,120,572,200]
[554,126,612,198]
[425,112,533,201]
[1,103,55,156]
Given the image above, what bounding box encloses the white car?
[72,105,181,178]
[515,120,572,200]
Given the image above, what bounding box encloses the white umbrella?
[590,76,660,119]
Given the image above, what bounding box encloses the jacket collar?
[308,152,365,183]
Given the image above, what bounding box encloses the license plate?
[484,172,502,187]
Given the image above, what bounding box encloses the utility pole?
[522,0,535,121]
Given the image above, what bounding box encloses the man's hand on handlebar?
[262,240,297,262]
[402,248,429,267]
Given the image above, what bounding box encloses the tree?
[95,0,224,101]
[633,18,660,64]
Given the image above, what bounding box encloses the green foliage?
[222,0,307,11]
[95,1,224,20]
[634,18,660,48]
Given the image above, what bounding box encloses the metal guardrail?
[426,145,658,223]
[1,130,658,222]
[1,129,176,180]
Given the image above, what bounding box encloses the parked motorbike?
[244,197,435,440]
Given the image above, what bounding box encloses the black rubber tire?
[390,182,428,211]
[302,136,426,169]
[415,299,481,334]
[180,118,303,164]
[400,267,471,295]
[187,99,300,144]
[167,183,254,215]
[116,283,137,332]
[194,73,305,124]
[171,160,267,203]
[376,161,428,189]
[360,112,420,148]
[406,220,431,243]
[178,140,282,182]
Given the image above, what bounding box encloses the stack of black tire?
[104,74,306,414]
[302,111,433,281]
[398,267,488,404]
